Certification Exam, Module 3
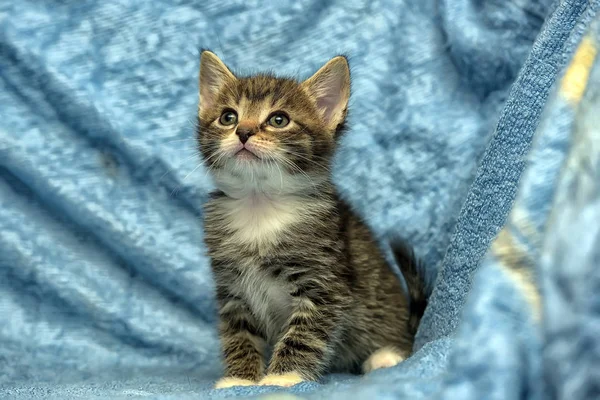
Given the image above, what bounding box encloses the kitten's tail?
[391,238,428,336]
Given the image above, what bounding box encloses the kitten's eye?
[219,110,238,126]
[268,113,290,128]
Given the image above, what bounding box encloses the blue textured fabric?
[1,0,599,399]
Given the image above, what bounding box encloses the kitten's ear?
[199,51,236,114]
[301,56,350,128]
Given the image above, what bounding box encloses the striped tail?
[391,237,428,336]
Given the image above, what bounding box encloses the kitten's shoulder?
[333,192,361,222]
[333,192,377,241]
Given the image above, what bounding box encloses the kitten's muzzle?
[236,128,256,144]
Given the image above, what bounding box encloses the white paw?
[214,377,256,389]
[362,346,407,373]
[258,372,305,387]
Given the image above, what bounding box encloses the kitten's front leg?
[259,279,347,386]
[215,295,266,389]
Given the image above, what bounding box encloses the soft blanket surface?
[1,0,599,399]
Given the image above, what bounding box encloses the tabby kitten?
[197,51,427,389]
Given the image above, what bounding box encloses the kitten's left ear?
[199,50,236,114]
[301,56,350,129]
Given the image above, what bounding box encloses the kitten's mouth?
[235,148,261,161]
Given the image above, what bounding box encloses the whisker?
[277,137,335,146]
[267,154,284,193]
[159,151,202,180]
[205,150,228,176]
[182,162,204,183]
[164,138,198,144]
[188,117,204,132]
[170,186,181,197]
[277,149,331,171]
[271,153,318,192]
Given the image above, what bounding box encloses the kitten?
[197,51,427,389]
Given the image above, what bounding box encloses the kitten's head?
[197,51,350,196]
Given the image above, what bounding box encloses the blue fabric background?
[1,0,598,399]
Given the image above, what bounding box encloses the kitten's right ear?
[199,51,236,114]
[301,56,350,130]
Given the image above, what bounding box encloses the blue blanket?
[1,0,599,399]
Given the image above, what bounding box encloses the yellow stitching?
[491,228,541,322]
[560,36,597,104]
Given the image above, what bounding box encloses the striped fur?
[197,51,427,385]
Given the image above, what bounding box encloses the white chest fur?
[212,194,305,339]
[209,170,329,339]
[218,194,307,252]
[231,263,294,341]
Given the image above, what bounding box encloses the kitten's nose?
[236,128,255,144]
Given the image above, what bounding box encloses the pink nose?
[236,128,255,144]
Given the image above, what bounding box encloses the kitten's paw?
[362,346,407,373]
[258,372,304,387]
[214,377,256,389]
